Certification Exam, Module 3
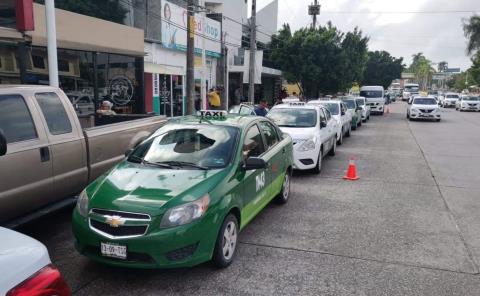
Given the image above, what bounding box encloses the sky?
[250,0,480,71]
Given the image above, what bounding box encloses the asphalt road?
[18,102,480,295]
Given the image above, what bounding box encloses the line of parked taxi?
[1,95,376,294]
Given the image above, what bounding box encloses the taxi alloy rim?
[282,173,290,200]
[222,221,237,260]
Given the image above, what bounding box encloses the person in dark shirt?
[254,99,268,117]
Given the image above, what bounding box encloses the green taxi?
[341,97,363,130]
[72,111,293,268]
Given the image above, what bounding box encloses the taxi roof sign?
[289,102,306,106]
[198,110,228,120]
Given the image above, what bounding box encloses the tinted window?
[321,103,339,115]
[32,55,45,69]
[259,121,279,150]
[36,92,72,135]
[343,99,356,109]
[319,109,327,123]
[413,98,437,105]
[360,90,383,98]
[267,109,317,128]
[243,125,265,158]
[324,108,332,121]
[0,94,37,143]
[129,125,238,169]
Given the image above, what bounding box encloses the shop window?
[32,55,46,69]
[58,59,70,72]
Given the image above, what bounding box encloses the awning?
[144,62,184,76]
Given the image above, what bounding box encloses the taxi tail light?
[6,264,71,296]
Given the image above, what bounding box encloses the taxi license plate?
[101,242,127,260]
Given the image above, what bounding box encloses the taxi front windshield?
[356,99,365,106]
[413,98,437,105]
[128,125,239,169]
[463,96,479,101]
[321,103,340,115]
[268,109,317,128]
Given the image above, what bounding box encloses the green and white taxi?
[72,111,293,268]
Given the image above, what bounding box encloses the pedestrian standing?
[208,88,221,110]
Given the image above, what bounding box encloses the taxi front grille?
[419,109,434,113]
[90,220,148,237]
[91,208,151,220]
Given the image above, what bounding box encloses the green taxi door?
[240,124,269,228]
[258,121,285,197]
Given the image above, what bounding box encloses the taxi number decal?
[256,171,265,192]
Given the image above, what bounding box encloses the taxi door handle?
[39,146,50,162]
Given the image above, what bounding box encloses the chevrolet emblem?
[105,215,125,228]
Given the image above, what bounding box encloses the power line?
[320,10,479,15]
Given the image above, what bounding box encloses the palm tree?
[464,15,480,55]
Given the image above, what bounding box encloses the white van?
[360,86,385,115]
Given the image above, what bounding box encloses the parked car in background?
[0,86,167,226]
[407,96,441,121]
[455,95,480,111]
[229,103,257,116]
[442,93,460,108]
[268,102,336,174]
[355,97,371,122]
[360,86,385,114]
[0,227,70,296]
[341,97,363,130]
[403,83,420,102]
[308,100,352,145]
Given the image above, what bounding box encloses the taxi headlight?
[297,138,316,152]
[411,108,419,113]
[76,189,89,218]
[161,195,210,228]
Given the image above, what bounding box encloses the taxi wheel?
[337,132,343,146]
[329,138,336,156]
[313,150,322,174]
[213,214,238,268]
[276,170,291,204]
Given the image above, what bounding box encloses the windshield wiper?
[127,155,143,163]
[143,160,174,169]
[157,161,209,170]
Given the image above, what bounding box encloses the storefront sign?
[109,76,134,106]
[153,74,160,114]
[161,1,221,58]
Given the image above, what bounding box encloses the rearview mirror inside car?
[0,129,7,156]
[243,157,267,170]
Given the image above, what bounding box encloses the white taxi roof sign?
[198,110,228,119]
[289,102,306,106]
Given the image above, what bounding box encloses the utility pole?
[248,0,256,104]
[45,0,59,87]
[186,0,196,114]
[308,0,321,29]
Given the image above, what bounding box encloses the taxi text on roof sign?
[289,102,306,106]
[199,110,228,119]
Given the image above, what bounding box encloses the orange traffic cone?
[343,157,359,180]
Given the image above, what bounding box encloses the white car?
[0,227,70,295]
[407,96,441,122]
[355,97,371,122]
[456,95,480,111]
[308,100,352,145]
[267,102,337,174]
[360,86,385,114]
[442,93,460,108]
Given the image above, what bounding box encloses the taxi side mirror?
[0,129,7,156]
[320,121,327,129]
[243,157,267,170]
[341,110,346,116]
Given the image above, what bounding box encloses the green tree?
[35,0,128,24]
[437,61,448,72]
[362,51,404,89]
[469,53,480,86]
[464,15,480,55]
[267,23,369,96]
[408,53,435,90]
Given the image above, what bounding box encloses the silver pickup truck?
[0,85,166,224]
